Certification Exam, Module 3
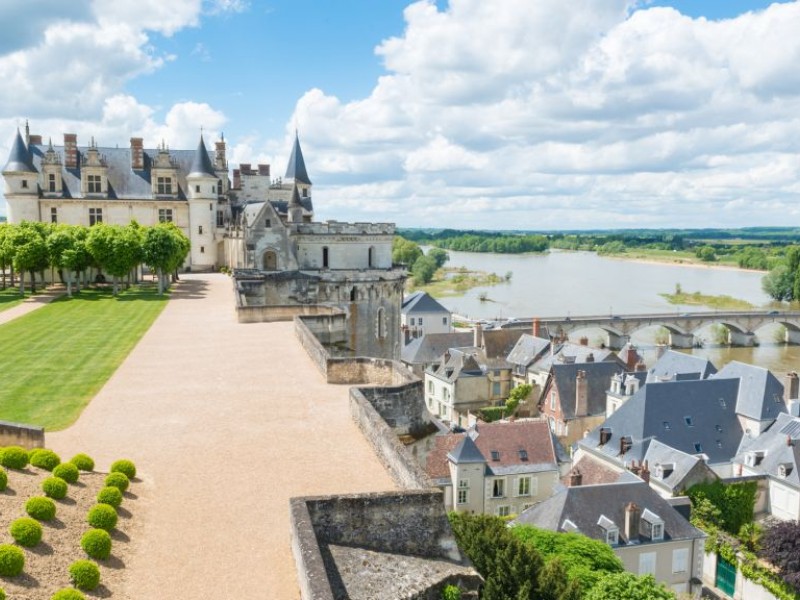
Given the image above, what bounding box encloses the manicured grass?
[0,287,26,313]
[0,285,168,430]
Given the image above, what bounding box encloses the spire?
[284,131,311,185]
[188,134,216,178]
[3,128,36,173]
[289,184,301,207]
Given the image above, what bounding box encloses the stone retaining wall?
[236,303,340,324]
[0,420,44,449]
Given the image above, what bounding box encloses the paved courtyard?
[48,273,396,598]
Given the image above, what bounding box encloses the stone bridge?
[501,311,800,350]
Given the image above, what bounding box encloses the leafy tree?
[428,247,449,268]
[0,223,17,289]
[12,223,49,294]
[583,573,675,600]
[759,520,800,592]
[46,226,78,296]
[762,264,793,301]
[695,245,717,262]
[143,223,190,294]
[412,255,438,285]
[392,237,423,266]
[687,480,757,535]
[537,559,571,600]
[506,384,532,415]
[88,224,139,295]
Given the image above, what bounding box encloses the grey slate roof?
[187,135,216,177]
[448,435,485,464]
[712,361,786,423]
[579,377,744,466]
[530,342,621,374]
[3,129,36,173]
[736,412,800,489]
[642,439,712,493]
[285,132,311,185]
[513,480,705,545]
[647,350,717,383]
[402,291,449,315]
[507,334,550,368]
[550,361,625,419]
[401,332,474,366]
[427,348,485,382]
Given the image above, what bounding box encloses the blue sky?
[1,0,799,229]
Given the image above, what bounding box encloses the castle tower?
[288,184,304,224]
[284,132,312,201]
[186,135,219,270]
[2,128,40,223]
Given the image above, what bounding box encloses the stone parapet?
[0,420,44,449]
[294,221,395,236]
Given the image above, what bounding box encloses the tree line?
[392,236,449,285]
[0,221,190,297]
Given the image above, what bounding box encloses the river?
[430,249,800,374]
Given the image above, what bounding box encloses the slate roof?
[427,348,485,382]
[187,135,216,178]
[482,328,526,360]
[513,481,705,545]
[529,342,621,374]
[402,291,450,315]
[735,412,800,489]
[579,377,744,466]
[647,350,717,383]
[642,439,713,493]
[3,129,36,173]
[507,334,550,368]
[549,361,625,419]
[401,332,474,366]
[561,456,627,487]
[712,361,786,423]
[448,435,486,465]
[285,132,311,185]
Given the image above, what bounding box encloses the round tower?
[2,128,40,223]
[186,135,219,270]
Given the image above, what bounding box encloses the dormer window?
[684,416,694,427]
[48,174,56,192]
[518,449,528,462]
[641,509,664,541]
[597,515,619,545]
[745,450,765,467]
[778,463,793,478]
[21,180,28,189]
[87,174,102,194]
[157,177,173,195]
[562,519,579,533]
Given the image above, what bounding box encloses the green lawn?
[0,287,26,313]
[0,286,169,430]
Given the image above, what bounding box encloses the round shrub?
[0,587,6,599]
[0,468,7,492]
[69,453,94,471]
[80,529,111,560]
[104,471,129,492]
[110,459,136,480]
[42,476,68,500]
[69,559,100,591]
[96,486,122,508]
[87,504,117,531]
[0,446,28,469]
[10,517,43,547]
[30,449,61,471]
[0,544,24,577]
[25,496,57,521]
[52,462,80,484]
[51,589,86,600]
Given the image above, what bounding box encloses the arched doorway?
[262,250,277,271]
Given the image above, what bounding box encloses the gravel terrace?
[47,273,396,599]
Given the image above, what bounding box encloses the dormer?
[41,139,63,197]
[641,509,664,541]
[610,373,623,395]
[81,137,109,197]
[562,519,579,533]
[744,450,765,468]
[597,515,619,545]
[778,462,793,478]
[151,141,179,198]
[653,462,674,479]
[624,374,640,396]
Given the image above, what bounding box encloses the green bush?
[9,517,42,547]
[51,589,86,600]
[0,468,7,492]
[0,446,28,469]
[69,453,95,471]
[25,496,57,521]
[80,529,112,560]
[0,544,24,576]
[42,476,68,500]
[96,486,123,508]
[104,472,129,492]
[87,504,118,531]
[110,459,136,479]
[0,587,6,599]
[52,462,80,484]
[30,449,61,471]
[69,559,101,591]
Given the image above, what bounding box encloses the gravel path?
[48,274,396,599]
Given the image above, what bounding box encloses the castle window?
[88,175,102,194]
[376,307,386,339]
[50,207,57,224]
[368,246,374,268]
[302,187,308,198]
[89,208,103,226]
[492,479,505,498]
[158,208,173,223]
[265,219,271,228]
[217,210,224,227]
[48,174,56,192]
[200,246,205,254]
[195,185,200,193]
[217,181,222,195]
[209,203,213,211]
[199,226,203,235]
[497,506,510,517]
[322,246,329,268]
[457,489,468,505]
[350,287,356,302]
[21,180,28,189]
[156,177,172,195]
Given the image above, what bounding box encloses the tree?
[392,237,423,266]
[143,223,190,295]
[428,247,449,268]
[46,226,78,296]
[11,223,49,294]
[695,245,717,262]
[412,255,438,285]
[0,223,16,289]
[506,384,532,416]
[583,573,675,600]
[759,520,800,592]
[762,264,793,301]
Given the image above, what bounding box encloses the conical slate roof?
[447,435,485,464]
[3,129,36,173]
[187,135,216,178]
[285,132,311,185]
[289,184,301,207]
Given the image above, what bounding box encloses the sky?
[1,0,799,230]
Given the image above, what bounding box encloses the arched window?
[376,307,386,339]
[322,246,329,268]
[350,287,357,302]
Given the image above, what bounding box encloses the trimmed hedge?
[87,504,118,531]
[69,453,95,472]
[30,449,61,471]
[104,472,129,492]
[110,459,136,479]
[96,486,123,508]
[51,590,86,600]
[0,446,28,469]
[69,559,101,591]
[0,468,7,492]
[80,529,112,560]
[10,517,43,547]
[52,462,80,484]
[0,544,24,577]
[42,476,68,500]
[25,496,57,521]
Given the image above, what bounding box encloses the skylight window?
[694,443,703,453]
[684,416,694,427]
[663,421,671,430]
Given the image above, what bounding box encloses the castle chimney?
[640,460,650,484]
[635,361,647,372]
[575,370,588,417]
[215,137,227,170]
[28,135,42,146]
[569,469,582,487]
[130,137,144,170]
[624,502,641,543]
[533,318,541,338]
[586,352,595,363]
[785,372,799,404]
[599,427,611,445]
[233,168,241,189]
[579,336,589,346]
[619,435,632,455]
[474,323,483,348]
[258,164,270,176]
[63,133,78,169]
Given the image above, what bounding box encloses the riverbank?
[410,266,508,297]
[602,252,764,274]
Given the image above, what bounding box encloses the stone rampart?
[237,304,339,324]
[294,221,395,236]
[0,420,45,449]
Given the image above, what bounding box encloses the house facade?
[401,291,452,343]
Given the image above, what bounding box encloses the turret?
[2,128,40,223]
[186,135,219,270]
[285,131,312,201]
[288,185,304,224]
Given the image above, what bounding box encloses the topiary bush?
[87,504,117,531]
[104,472,129,492]
[0,446,28,469]
[25,496,57,521]
[51,589,86,600]
[0,544,24,576]
[52,462,80,484]
[80,529,112,560]
[0,468,7,492]
[69,453,95,471]
[110,459,136,479]
[68,559,100,591]
[96,486,123,508]
[42,476,68,500]
[30,449,61,471]
[10,517,43,547]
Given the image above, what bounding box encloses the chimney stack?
[258,164,270,176]
[635,361,647,372]
[624,502,641,543]
[215,137,227,170]
[130,137,144,170]
[569,469,582,487]
[575,370,588,417]
[233,168,241,189]
[63,133,78,169]
[28,135,42,146]
[533,318,541,338]
[640,460,650,484]
[785,372,799,404]
[599,427,611,445]
[579,336,589,346]
[473,323,483,348]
